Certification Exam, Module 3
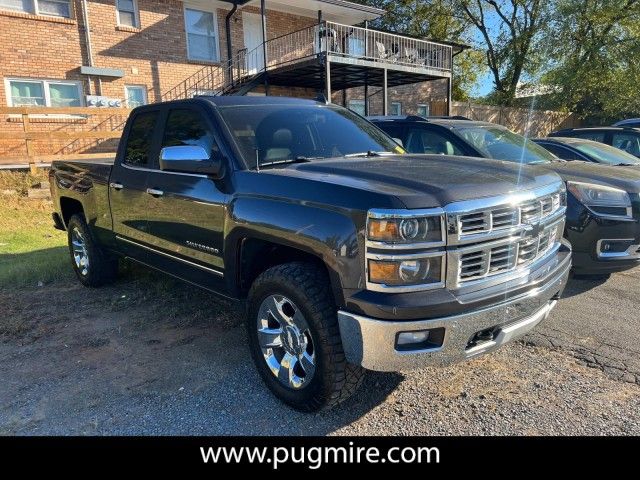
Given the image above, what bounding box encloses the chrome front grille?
[457,222,562,282]
[448,184,566,287]
[459,243,518,281]
[457,192,562,238]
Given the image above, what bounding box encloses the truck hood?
[543,161,640,194]
[279,155,562,208]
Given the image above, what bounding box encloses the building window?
[125,85,146,108]
[6,78,82,107]
[348,99,366,116]
[184,7,219,62]
[116,0,138,28]
[417,104,430,117]
[0,0,72,18]
[390,102,402,115]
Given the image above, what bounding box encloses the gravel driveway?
[1,265,639,435]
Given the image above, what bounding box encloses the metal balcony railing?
[162,21,453,101]
[319,21,452,71]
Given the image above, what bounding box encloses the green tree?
[455,0,550,105]
[355,0,486,100]
[541,0,640,123]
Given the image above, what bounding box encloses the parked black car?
[613,118,640,128]
[549,126,640,158]
[534,137,640,166]
[370,116,640,275]
[49,98,572,411]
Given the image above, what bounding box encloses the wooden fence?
[449,101,580,137]
[0,107,131,173]
[0,102,579,172]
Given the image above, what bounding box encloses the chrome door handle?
[109,182,124,190]
[146,188,164,197]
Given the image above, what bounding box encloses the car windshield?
[572,141,640,165]
[456,125,557,164]
[217,104,402,169]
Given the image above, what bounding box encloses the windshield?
[456,125,557,164]
[572,141,640,165]
[218,104,402,169]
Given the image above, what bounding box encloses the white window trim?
[0,0,73,19]
[115,0,139,28]
[390,101,402,115]
[124,84,147,107]
[183,4,221,63]
[5,77,84,118]
[417,103,430,116]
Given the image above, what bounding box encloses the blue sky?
[464,7,501,98]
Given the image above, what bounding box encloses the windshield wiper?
[256,156,314,170]
[344,151,388,158]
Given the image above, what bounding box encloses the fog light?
[397,330,430,346]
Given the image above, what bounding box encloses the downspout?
[260,0,268,94]
[225,2,238,62]
[225,2,239,85]
[80,0,95,94]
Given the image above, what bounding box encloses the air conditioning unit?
[86,95,123,108]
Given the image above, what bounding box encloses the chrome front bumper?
[338,254,570,372]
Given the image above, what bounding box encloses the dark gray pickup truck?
[50,97,571,411]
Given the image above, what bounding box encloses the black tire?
[247,262,364,412]
[66,214,118,287]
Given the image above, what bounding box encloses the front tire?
[247,262,364,412]
[67,214,118,287]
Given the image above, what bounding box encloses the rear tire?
[67,214,118,287]
[246,262,364,412]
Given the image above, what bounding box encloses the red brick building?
[0,0,454,113]
[0,0,459,165]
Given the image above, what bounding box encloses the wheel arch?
[59,197,85,227]
[235,236,346,309]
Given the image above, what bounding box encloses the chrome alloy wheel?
[256,295,316,389]
[71,227,90,276]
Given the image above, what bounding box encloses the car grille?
[450,186,566,286]
[458,223,562,282]
[458,192,562,237]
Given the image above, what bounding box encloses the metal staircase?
[161,44,268,101]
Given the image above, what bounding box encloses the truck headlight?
[368,255,444,287]
[567,181,632,219]
[367,211,445,245]
[366,209,446,292]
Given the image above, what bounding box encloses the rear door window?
[123,111,160,167]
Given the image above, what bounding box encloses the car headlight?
[566,181,632,219]
[368,255,444,287]
[366,209,446,291]
[367,211,445,245]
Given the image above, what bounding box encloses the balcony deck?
[236,21,453,90]
[162,21,454,102]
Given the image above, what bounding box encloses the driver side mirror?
[159,146,224,177]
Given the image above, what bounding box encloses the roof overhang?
[240,0,383,25]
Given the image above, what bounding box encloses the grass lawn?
[0,171,71,288]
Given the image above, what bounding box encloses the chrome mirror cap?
[160,145,210,162]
